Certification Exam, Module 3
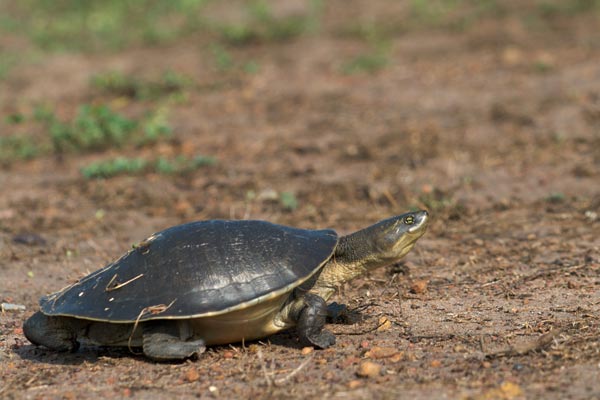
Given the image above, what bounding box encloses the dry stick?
[127,299,177,354]
[274,355,314,386]
[105,273,144,292]
[256,349,273,388]
[333,316,390,336]
[484,328,564,359]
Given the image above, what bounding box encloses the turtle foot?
[297,293,337,349]
[142,326,206,362]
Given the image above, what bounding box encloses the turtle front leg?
[142,322,206,362]
[297,293,336,349]
[23,311,80,352]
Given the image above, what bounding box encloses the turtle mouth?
[407,211,428,234]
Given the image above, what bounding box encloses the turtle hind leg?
[297,293,336,349]
[142,323,205,362]
[23,311,80,352]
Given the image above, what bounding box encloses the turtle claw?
[305,329,336,349]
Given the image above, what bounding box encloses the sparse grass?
[0,104,173,163]
[0,135,41,164]
[342,52,389,74]
[409,0,502,31]
[341,22,391,74]
[49,105,138,153]
[210,44,260,73]
[43,104,172,153]
[0,0,209,52]
[217,0,322,45]
[545,192,566,204]
[81,154,216,179]
[91,70,194,100]
[418,187,455,211]
[537,0,600,16]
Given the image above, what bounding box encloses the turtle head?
[367,210,429,262]
[335,210,429,271]
[313,211,429,301]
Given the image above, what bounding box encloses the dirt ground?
[1,1,599,399]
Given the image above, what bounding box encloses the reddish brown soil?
[1,2,599,399]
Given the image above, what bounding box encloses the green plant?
[0,135,40,163]
[2,0,209,52]
[142,108,172,144]
[91,70,193,100]
[280,192,299,211]
[217,0,322,45]
[211,44,235,71]
[342,52,389,74]
[81,154,216,179]
[50,105,137,153]
[80,157,147,179]
[40,104,173,153]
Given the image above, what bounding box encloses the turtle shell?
[40,220,338,323]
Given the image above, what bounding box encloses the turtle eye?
[404,215,414,225]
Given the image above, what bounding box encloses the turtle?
[23,210,428,361]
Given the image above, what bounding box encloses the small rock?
[502,46,524,66]
[482,361,492,369]
[364,346,401,360]
[567,281,580,289]
[1,303,26,312]
[360,340,369,349]
[222,350,235,359]
[430,359,442,368]
[301,346,314,355]
[341,356,360,368]
[185,368,200,382]
[377,316,391,331]
[12,233,47,246]
[410,280,428,294]
[348,380,362,389]
[357,361,382,378]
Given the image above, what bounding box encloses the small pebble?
[410,280,428,294]
[364,346,401,360]
[301,346,314,355]
[12,233,47,246]
[185,368,200,382]
[348,380,362,389]
[222,350,235,359]
[357,361,382,378]
[377,316,391,331]
[430,359,442,368]
[360,340,370,349]
[1,303,26,312]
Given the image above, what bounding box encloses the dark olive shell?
[40,220,338,322]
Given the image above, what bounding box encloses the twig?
[127,299,177,354]
[333,317,389,336]
[256,349,273,389]
[274,355,314,386]
[105,273,144,292]
[484,328,564,359]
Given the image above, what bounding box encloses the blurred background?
[1,1,599,398]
